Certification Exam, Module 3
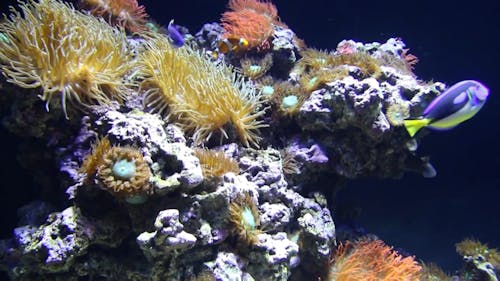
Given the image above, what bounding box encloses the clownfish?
[212,37,249,59]
[404,80,489,137]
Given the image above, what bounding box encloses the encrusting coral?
[136,32,267,147]
[0,0,133,118]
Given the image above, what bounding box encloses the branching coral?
[80,0,148,32]
[136,33,267,147]
[194,148,240,179]
[328,239,422,281]
[0,0,133,118]
[221,0,284,50]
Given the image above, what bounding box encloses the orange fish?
[212,37,249,59]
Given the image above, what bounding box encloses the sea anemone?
[385,102,410,127]
[268,81,307,116]
[240,53,273,80]
[228,192,261,246]
[80,137,112,182]
[136,33,267,147]
[194,148,240,180]
[293,48,382,93]
[0,0,132,118]
[80,137,152,203]
[80,0,148,33]
[97,145,152,202]
[298,67,349,93]
[255,76,276,97]
[221,0,285,50]
[294,49,332,73]
[280,148,300,176]
[328,238,422,281]
[331,52,382,79]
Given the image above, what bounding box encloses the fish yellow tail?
[403,119,431,137]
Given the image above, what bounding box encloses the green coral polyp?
[112,159,136,180]
[307,77,318,89]
[98,146,152,200]
[228,193,261,245]
[282,95,299,109]
[241,207,257,230]
[249,65,262,73]
[261,85,275,96]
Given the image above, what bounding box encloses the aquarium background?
[0,0,498,275]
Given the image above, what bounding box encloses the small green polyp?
[249,65,262,73]
[308,77,318,88]
[282,95,299,109]
[261,85,275,96]
[112,159,136,180]
[241,206,256,230]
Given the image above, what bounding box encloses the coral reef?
[137,209,197,259]
[0,0,494,280]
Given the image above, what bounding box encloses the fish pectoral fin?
[403,119,431,137]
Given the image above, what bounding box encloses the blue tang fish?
[167,20,184,48]
[404,80,489,137]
